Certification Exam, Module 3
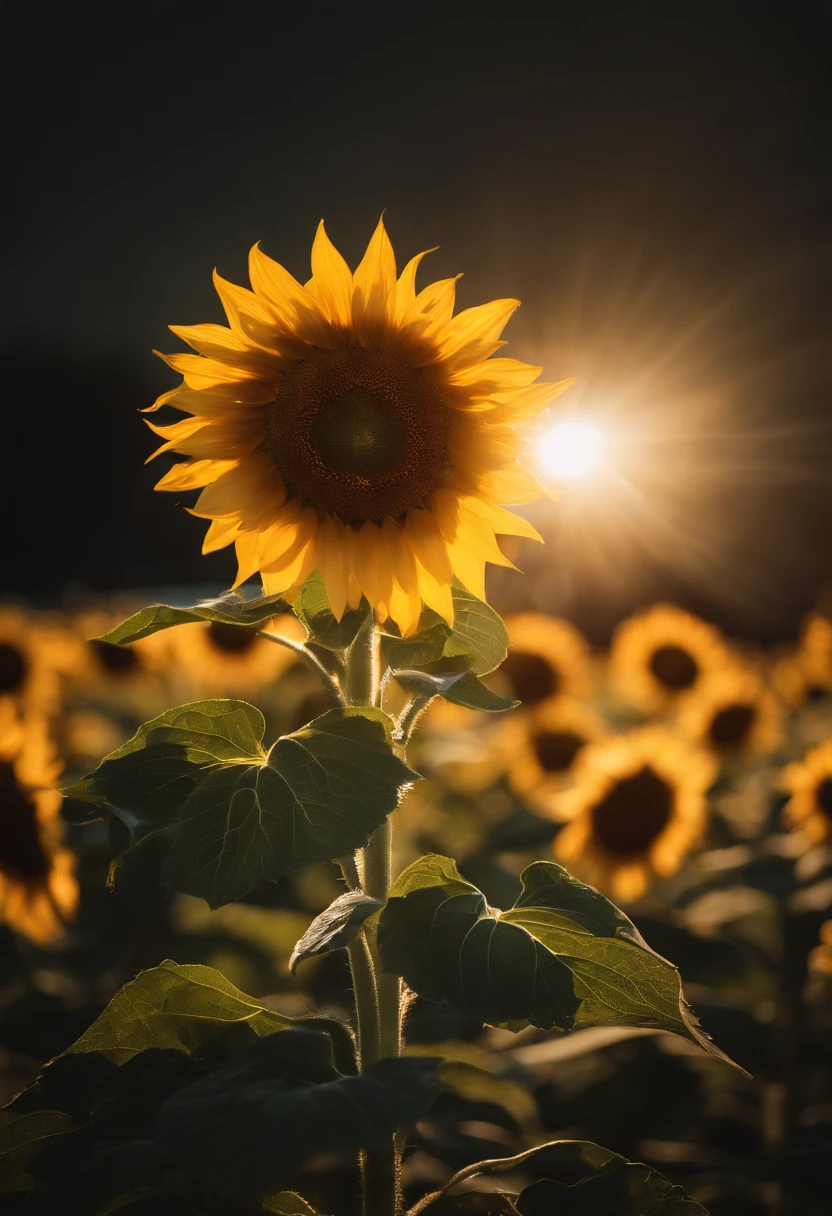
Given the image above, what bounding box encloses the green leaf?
[378,856,740,1070]
[383,583,510,676]
[262,1193,318,1215]
[518,1164,710,1214]
[289,891,384,973]
[416,1141,708,1216]
[66,702,417,907]
[96,591,291,645]
[0,1110,74,1192]
[63,960,295,1065]
[393,669,518,712]
[294,569,369,651]
[154,1027,439,1200]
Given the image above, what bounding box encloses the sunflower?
[493,614,592,707]
[553,727,716,901]
[781,739,832,845]
[772,614,832,707]
[609,604,731,714]
[0,707,77,943]
[676,665,784,760]
[147,218,571,634]
[160,616,303,699]
[501,696,607,813]
[0,607,62,713]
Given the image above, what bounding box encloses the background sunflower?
[553,727,716,901]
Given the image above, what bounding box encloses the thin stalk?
[257,628,345,705]
[343,612,403,1215]
[348,932,381,1064]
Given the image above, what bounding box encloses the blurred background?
[3,4,830,643]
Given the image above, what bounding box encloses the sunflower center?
[649,645,699,691]
[591,765,673,857]
[207,621,258,655]
[0,643,28,694]
[816,778,832,820]
[265,347,451,526]
[503,651,559,704]
[533,729,585,773]
[91,640,141,675]
[708,703,756,750]
[0,761,50,880]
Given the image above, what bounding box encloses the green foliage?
[294,569,370,651]
[0,964,361,1213]
[65,702,417,907]
[383,583,511,676]
[393,669,518,712]
[289,891,384,973]
[154,1027,439,1201]
[0,1110,73,1193]
[95,591,291,644]
[378,855,738,1067]
[416,1140,708,1215]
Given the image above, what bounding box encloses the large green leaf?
[1,965,351,1213]
[289,891,384,973]
[294,569,369,651]
[0,1110,73,1192]
[154,1027,439,1200]
[66,702,417,907]
[62,960,295,1065]
[96,591,291,645]
[383,583,510,676]
[378,856,739,1069]
[415,1141,708,1216]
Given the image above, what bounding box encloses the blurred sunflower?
[148,218,571,635]
[554,727,716,901]
[772,613,832,707]
[494,614,592,707]
[501,697,607,812]
[781,739,832,845]
[0,708,77,943]
[161,618,302,698]
[809,920,832,978]
[53,611,172,720]
[0,607,61,712]
[677,665,784,760]
[610,604,731,713]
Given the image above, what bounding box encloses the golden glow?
[538,421,604,480]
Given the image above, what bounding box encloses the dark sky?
[4,4,831,643]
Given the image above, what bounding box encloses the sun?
[538,421,604,480]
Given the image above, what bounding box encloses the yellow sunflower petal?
[154,458,238,492]
[352,215,396,344]
[309,220,354,329]
[394,248,437,321]
[201,516,239,554]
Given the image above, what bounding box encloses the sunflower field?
[2,222,831,1216]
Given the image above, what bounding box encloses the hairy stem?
[257,628,344,706]
[344,612,403,1214]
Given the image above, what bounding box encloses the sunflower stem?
[256,628,345,706]
[344,612,403,1215]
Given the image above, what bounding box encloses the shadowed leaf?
[290,891,384,973]
[415,1141,709,1215]
[393,669,518,712]
[0,1110,74,1192]
[96,591,291,644]
[379,856,740,1070]
[66,703,417,907]
[154,1028,439,1200]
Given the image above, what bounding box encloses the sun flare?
[538,421,604,480]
